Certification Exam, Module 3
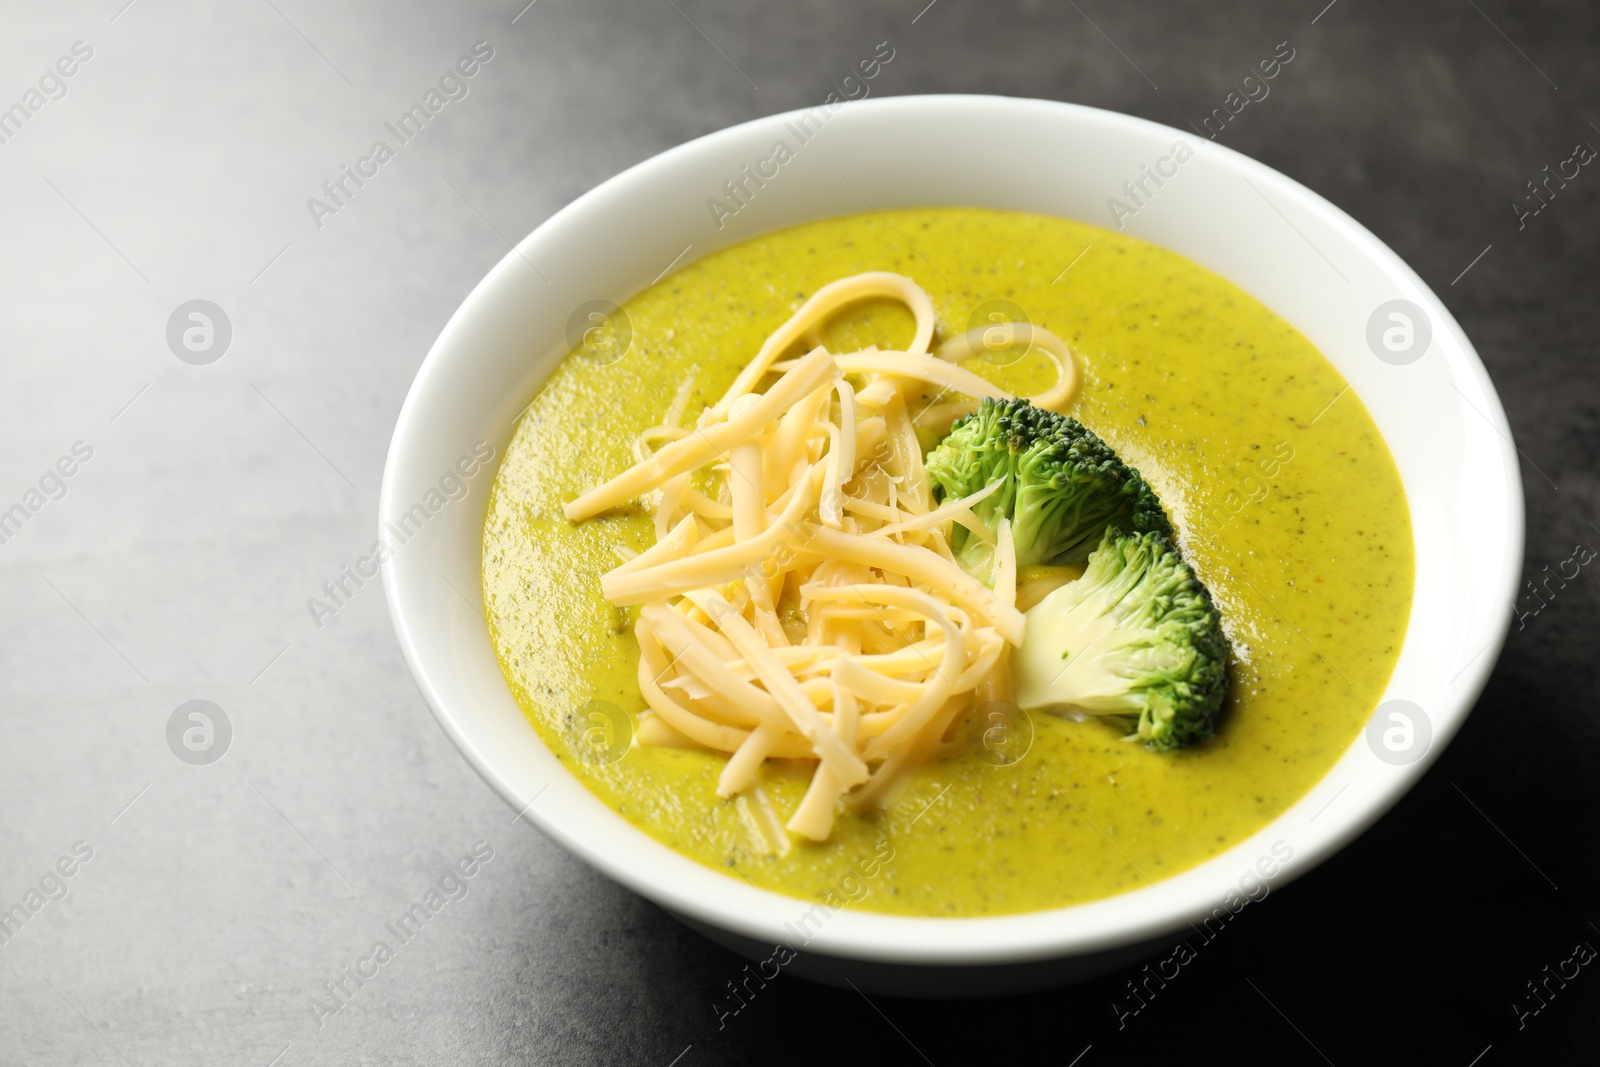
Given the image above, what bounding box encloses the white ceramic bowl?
[380,95,1522,997]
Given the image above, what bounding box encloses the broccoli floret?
[1013,526,1229,751]
[925,397,1171,573]
[924,397,1227,750]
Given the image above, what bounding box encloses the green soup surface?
[481,208,1414,917]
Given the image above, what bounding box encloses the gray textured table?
[2,1,1596,1063]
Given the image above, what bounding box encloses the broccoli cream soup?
[481,208,1413,917]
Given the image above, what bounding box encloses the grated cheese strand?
[703,272,937,424]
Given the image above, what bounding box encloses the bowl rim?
[381,93,1523,966]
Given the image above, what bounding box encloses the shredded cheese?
[561,271,1079,842]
